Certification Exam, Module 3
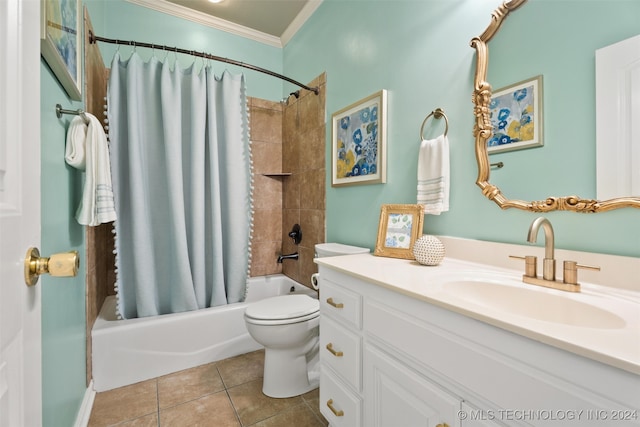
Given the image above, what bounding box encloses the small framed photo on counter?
[374,204,424,259]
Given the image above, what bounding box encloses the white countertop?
[315,253,640,375]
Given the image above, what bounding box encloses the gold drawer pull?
[326,297,344,308]
[436,424,449,427]
[326,343,344,357]
[326,399,344,417]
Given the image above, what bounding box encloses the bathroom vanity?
[315,238,640,427]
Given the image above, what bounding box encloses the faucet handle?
[509,255,537,278]
[563,261,600,285]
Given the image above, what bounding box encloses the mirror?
[470,0,640,212]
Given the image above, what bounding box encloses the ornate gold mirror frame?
[470,0,640,213]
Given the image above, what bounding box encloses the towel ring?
[420,108,449,140]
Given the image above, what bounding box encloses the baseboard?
[74,380,96,427]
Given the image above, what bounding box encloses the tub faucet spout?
[277,252,298,263]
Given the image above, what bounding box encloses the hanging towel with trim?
[65,113,117,226]
[417,134,450,215]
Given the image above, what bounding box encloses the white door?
[0,0,42,426]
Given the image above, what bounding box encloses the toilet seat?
[245,294,319,326]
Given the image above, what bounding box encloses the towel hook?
[420,108,449,140]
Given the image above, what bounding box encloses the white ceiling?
[127,0,321,47]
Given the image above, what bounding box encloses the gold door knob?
[24,247,79,286]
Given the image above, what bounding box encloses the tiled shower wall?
[282,74,327,288]
[249,73,327,286]
[248,97,285,277]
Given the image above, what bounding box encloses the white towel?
[417,134,450,215]
[65,113,117,226]
[64,116,87,170]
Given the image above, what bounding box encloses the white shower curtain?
[107,52,253,319]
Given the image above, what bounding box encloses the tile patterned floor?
[88,350,328,427]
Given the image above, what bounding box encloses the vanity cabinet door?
[364,345,462,427]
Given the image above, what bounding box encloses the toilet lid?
[245,294,319,321]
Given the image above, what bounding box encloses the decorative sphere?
[412,235,445,266]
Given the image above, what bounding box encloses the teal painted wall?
[284,0,640,257]
[41,1,284,424]
[85,0,285,101]
[40,63,87,426]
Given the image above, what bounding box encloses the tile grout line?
[155,379,160,427]
[217,364,244,426]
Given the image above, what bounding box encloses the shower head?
[280,90,301,106]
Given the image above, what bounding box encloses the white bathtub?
[92,274,316,392]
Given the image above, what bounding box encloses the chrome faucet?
[277,252,298,263]
[527,217,555,281]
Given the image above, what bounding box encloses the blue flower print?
[490,98,499,109]
[370,106,378,122]
[351,164,361,176]
[520,114,532,126]
[360,163,370,175]
[498,134,511,145]
[367,122,378,142]
[513,88,528,102]
[488,136,500,147]
[360,108,371,123]
[498,120,508,130]
[352,128,363,145]
[354,144,363,156]
[498,108,511,121]
[340,117,350,130]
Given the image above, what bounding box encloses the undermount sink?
[439,278,627,329]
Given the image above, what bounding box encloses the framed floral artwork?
[374,204,424,259]
[41,0,82,100]
[331,90,387,187]
[488,75,543,154]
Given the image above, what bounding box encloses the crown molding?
[281,0,323,46]
[125,0,283,48]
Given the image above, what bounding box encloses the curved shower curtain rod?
[88,31,319,95]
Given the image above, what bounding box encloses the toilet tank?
[314,243,370,258]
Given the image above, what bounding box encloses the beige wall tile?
[252,141,282,174]
[251,106,283,144]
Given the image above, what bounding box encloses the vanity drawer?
[320,315,361,390]
[320,278,362,329]
[320,368,362,427]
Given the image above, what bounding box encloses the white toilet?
[244,243,369,398]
